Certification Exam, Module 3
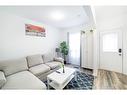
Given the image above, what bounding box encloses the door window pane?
[103,33,118,52]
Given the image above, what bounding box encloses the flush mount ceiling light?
[50,11,65,21]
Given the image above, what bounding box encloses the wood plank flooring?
[65,64,127,89]
[94,69,127,89]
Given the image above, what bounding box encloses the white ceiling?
[94,6,127,21]
[0,6,91,28]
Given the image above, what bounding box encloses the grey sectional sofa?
[0,54,63,89]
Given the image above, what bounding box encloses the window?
[102,32,118,52]
[69,32,80,65]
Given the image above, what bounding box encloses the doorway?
[100,29,123,73]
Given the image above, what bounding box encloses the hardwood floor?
[94,69,127,89]
[65,63,93,75]
[65,64,127,89]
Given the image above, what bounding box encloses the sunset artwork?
[25,24,46,37]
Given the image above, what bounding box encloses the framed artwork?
[25,24,46,37]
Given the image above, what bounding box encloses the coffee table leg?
[47,78,49,89]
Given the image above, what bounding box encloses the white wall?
[0,12,63,61]
[62,24,93,36]
[94,6,127,75]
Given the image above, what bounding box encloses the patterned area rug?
[43,71,94,90]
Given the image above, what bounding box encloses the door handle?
[118,48,122,56]
[118,48,122,53]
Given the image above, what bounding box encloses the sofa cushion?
[27,54,44,67]
[43,53,54,63]
[0,71,6,88]
[1,71,46,89]
[29,64,50,76]
[0,58,28,76]
[45,61,61,69]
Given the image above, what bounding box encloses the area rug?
[43,71,94,90]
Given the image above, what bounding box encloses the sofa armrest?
[0,71,6,88]
[53,57,64,63]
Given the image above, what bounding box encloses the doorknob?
[118,48,122,53]
[118,48,122,56]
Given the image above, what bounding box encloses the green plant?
[59,41,69,61]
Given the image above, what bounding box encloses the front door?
[100,29,123,73]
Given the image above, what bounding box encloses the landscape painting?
[25,24,46,37]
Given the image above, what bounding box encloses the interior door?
[81,31,93,69]
[100,29,123,73]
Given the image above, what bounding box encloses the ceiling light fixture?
[51,11,65,21]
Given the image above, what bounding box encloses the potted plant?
[59,41,69,64]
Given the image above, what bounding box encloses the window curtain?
[68,32,81,65]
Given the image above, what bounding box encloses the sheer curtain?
[68,32,80,66]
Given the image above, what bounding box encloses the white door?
[81,31,93,69]
[100,29,123,73]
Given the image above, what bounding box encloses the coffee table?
[47,67,77,90]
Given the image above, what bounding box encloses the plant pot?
[64,61,66,64]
